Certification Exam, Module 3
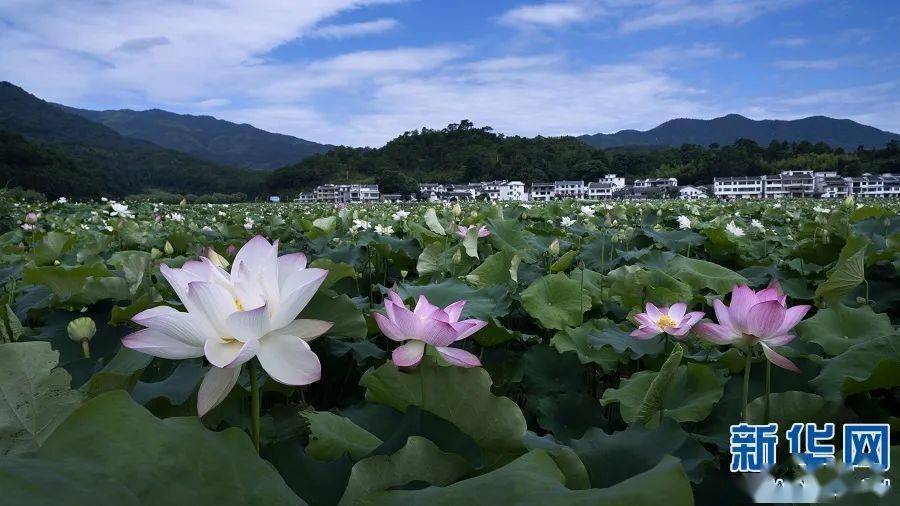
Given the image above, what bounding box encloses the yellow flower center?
[234,298,245,312]
[657,315,677,330]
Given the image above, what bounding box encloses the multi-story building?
[446,184,480,201]
[530,182,555,201]
[600,174,626,189]
[678,186,708,199]
[634,177,678,188]
[314,184,379,203]
[849,174,884,197]
[296,192,316,203]
[419,183,446,201]
[763,170,815,198]
[586,182,615,199]
[554,180,585,198]
[481,181,504,200]
[817,176,851,198]
[713,176,765,198]
[314,184,341,202]
[882,174,900,197]
[499,181,527,201]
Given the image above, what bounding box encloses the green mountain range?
[579,114,900,150]
[0,81,259,198]
[61,106,333,171]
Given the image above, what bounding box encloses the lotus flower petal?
[728,285,757,330]
[122,328,205,359]
[746,300,786,339]
[197,366,241,416]
[775,305,811,336]
[761,343,800,372]
[695,322,739,345]
[392,340,426,367]
[204,337,259,368]
[257,333,321,385]
[668,302,687,323]
[436,346,482,367]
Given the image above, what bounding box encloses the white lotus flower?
[374,224,394,235]
[392,210,410,221]
[168,212,185,222]
[123,236,331,415]
[580,206,595,218]
[244,217,255,230]
[751,219,764,231]
[725,221,745,237]
[110,202,134,218]
[561,216,576,227]
[677,215,692,229]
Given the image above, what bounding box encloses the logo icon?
[843,424,890,471]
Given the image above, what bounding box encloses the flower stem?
[248,360,261,453]
[741,347,752,422]
[764,358,771,424]
[420,345,428,411]
[80,339,91,359]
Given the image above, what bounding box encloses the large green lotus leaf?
[814,234,869,306]
[570,418,714,486]
[0,341,82,456]
[131,361,206,406]
[83,347,153,399]
[795,303,892,356]
[602,362,726,425]
[395,280,510,321]
[357,450,693,506]
[521,273,591,330]
[302,411,382,461]
[643,228,706,252]
[746,391,843,427]
[309,258,359,290]
[666,255,748,294]
[339,436,471,505]
[265,441,353,506]
[466,250,517,288]
[415,242,450,277]
[578,233,620,272]
[488,218,537,263]
[107,250,152,294]
[551,319,662,370]
[522,432,590,490]
[520,344,589,397]
[568,268,605,307]
[22,263,113,301]
[473,317,531,347]
[26,231,75,266]
[36,391,304,505]
[530,393,607,441]
[301,291,367,340]
[633,269,694,307]
[360,359,526,467]
[549,250,579,273]
[0,457,139,505]
[811,334,900,399]
[423,208,446,235]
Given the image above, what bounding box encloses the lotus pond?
[0,196,898,505]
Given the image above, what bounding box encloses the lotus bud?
[150,247,162,259]
[179,198,187,205]
[67,317,96,358]
[452,248,462,265]
[163,241,174,255]
[205,247,230,268]
[24,212,38,224]
[226,244,238,257]
[452,203,462,216]
[400,270,409,280]
[549,238,560,256]
[465,274,480,284]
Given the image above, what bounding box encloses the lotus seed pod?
[68,316,96,358]
[163,241,174,255]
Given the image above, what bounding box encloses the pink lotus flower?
[630,302,704,339]
[123,236,332,415]
[373,291,487,368]
[695,281,811,371]
[24,212,38,224]
[456,225,490,238]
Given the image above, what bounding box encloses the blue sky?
[1,1,898,146]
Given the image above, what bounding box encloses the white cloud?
[773,58,846,71]
[499,2,596,28]
[635,43,736,67]
[769,37,809,48]
[616,0,810,33]
[310,18,399,38]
